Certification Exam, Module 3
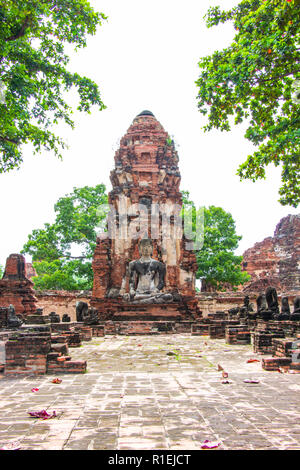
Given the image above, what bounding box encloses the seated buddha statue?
[123,238,173,304]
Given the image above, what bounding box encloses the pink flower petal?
[28,410,57,419]
[244,378,260,384]
[201,440,221,449]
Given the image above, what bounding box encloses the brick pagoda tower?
[0,253,38,316]
[91,111,200,321]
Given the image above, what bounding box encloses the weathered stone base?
[99,320,196,335]
[91,297,200,322]
[24,314,50,324]
[95,319,240,336]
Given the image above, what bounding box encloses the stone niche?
[0,254,37,316]
[91,110,200,321]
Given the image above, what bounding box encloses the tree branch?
[0,135,19,145]
[256,69,300,84]
[5,15,31,42]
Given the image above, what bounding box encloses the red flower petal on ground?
[52,378,62,384]
[201,440,221,449]
[28,410,57,420]
[31,388,39,392]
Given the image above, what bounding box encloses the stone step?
[112,311,183,321]
[46,360,87,374]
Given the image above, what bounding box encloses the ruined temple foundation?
[1,112,300,375]
[90,297,199,322]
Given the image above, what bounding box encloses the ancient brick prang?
[0,254,38,316]
[241,214,300,293]
[91,111,199,319]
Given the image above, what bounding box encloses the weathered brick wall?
[196,293,253,316]
[241,214,300,293]
[35,290,91,321]
[5,333,51,375]
[196,291,299,317]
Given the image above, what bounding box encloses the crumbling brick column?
[0,254,38,316]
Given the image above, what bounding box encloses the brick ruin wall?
[35,291,91,321]
[33,290,299,320]
[241,214,300,294]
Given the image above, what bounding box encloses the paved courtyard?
[1,334,300,451]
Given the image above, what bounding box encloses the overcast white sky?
[0,0,298,268]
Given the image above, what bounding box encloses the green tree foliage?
[0,264,3,278]
[196,0,300,207]
[22,184,108,290]
[0,0,107,172]
[182,191,250,290]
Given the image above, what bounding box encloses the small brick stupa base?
[0,254,38,317]
[91,111,201,322]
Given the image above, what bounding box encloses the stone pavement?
[1,334,300,451]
